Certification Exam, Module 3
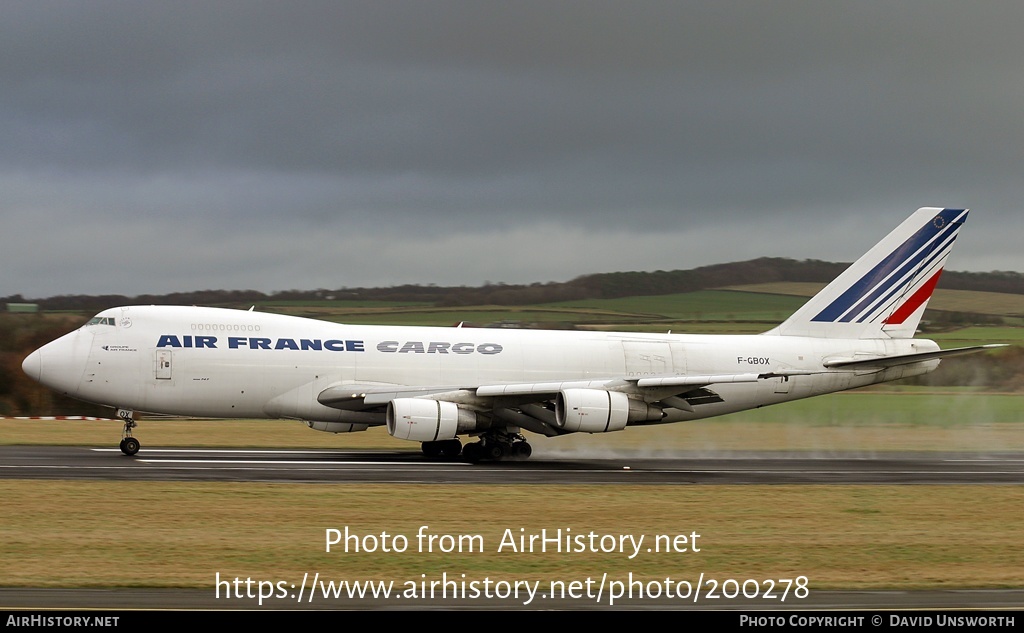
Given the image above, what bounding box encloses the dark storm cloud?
[2,2,1023,296]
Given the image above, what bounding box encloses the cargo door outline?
[622,341,672,378]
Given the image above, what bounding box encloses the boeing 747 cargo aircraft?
[22,207,1001,461]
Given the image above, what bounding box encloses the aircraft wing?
[316,372,774,439]
[317,372,768,413]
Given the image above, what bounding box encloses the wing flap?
[635,373,760,387]
[475,380,618,397]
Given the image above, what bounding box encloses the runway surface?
[5,445,1023,610]
[2,445,1024,484]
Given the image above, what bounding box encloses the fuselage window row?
[189,323,261,332]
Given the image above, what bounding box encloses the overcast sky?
[3,1,1023,298]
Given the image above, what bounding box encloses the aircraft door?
[155,350,172,380]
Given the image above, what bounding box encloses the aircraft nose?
[21,330,90,396]
[22,349,42,382]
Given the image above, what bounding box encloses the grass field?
[4,481,1023,590]
[247,292,808,329]
[2,390,1023,591]
[550,291,808,322]
[726,283,1024,317]
[929,326,1024,345]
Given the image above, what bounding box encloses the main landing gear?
[460,431,532,463]
[421,431,533,463]
[117,409,140,456]
[420,438,463,459]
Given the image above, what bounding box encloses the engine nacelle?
[305,421,369,434]
[555,389,663,433]
[386,398,481,442]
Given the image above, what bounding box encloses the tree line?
[5,258,1024,313]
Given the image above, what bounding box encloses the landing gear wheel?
[486,442,507,461]
[512,441,533,460]
[462,442,483,463]
[421,441,443,458]
[440,438,463,459]
[422,439,464,459]
[121,437,140,456]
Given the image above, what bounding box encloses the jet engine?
[555,389,663,433]
[386,398,482,442]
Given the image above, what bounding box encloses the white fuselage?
[23,305,939,427]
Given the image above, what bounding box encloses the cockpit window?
[87,317,116,326]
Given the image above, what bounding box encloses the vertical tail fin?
[770,207,968,339]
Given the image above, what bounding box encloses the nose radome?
[22,349,42,382]
[21,329,91,396]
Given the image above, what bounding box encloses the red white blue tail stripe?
[770,207,968,339]
[811,208,967,325]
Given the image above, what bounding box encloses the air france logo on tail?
[811,208,967,325]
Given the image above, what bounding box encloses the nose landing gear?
[117,409,140,456]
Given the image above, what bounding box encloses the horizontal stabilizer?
[823,344,1007,369]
